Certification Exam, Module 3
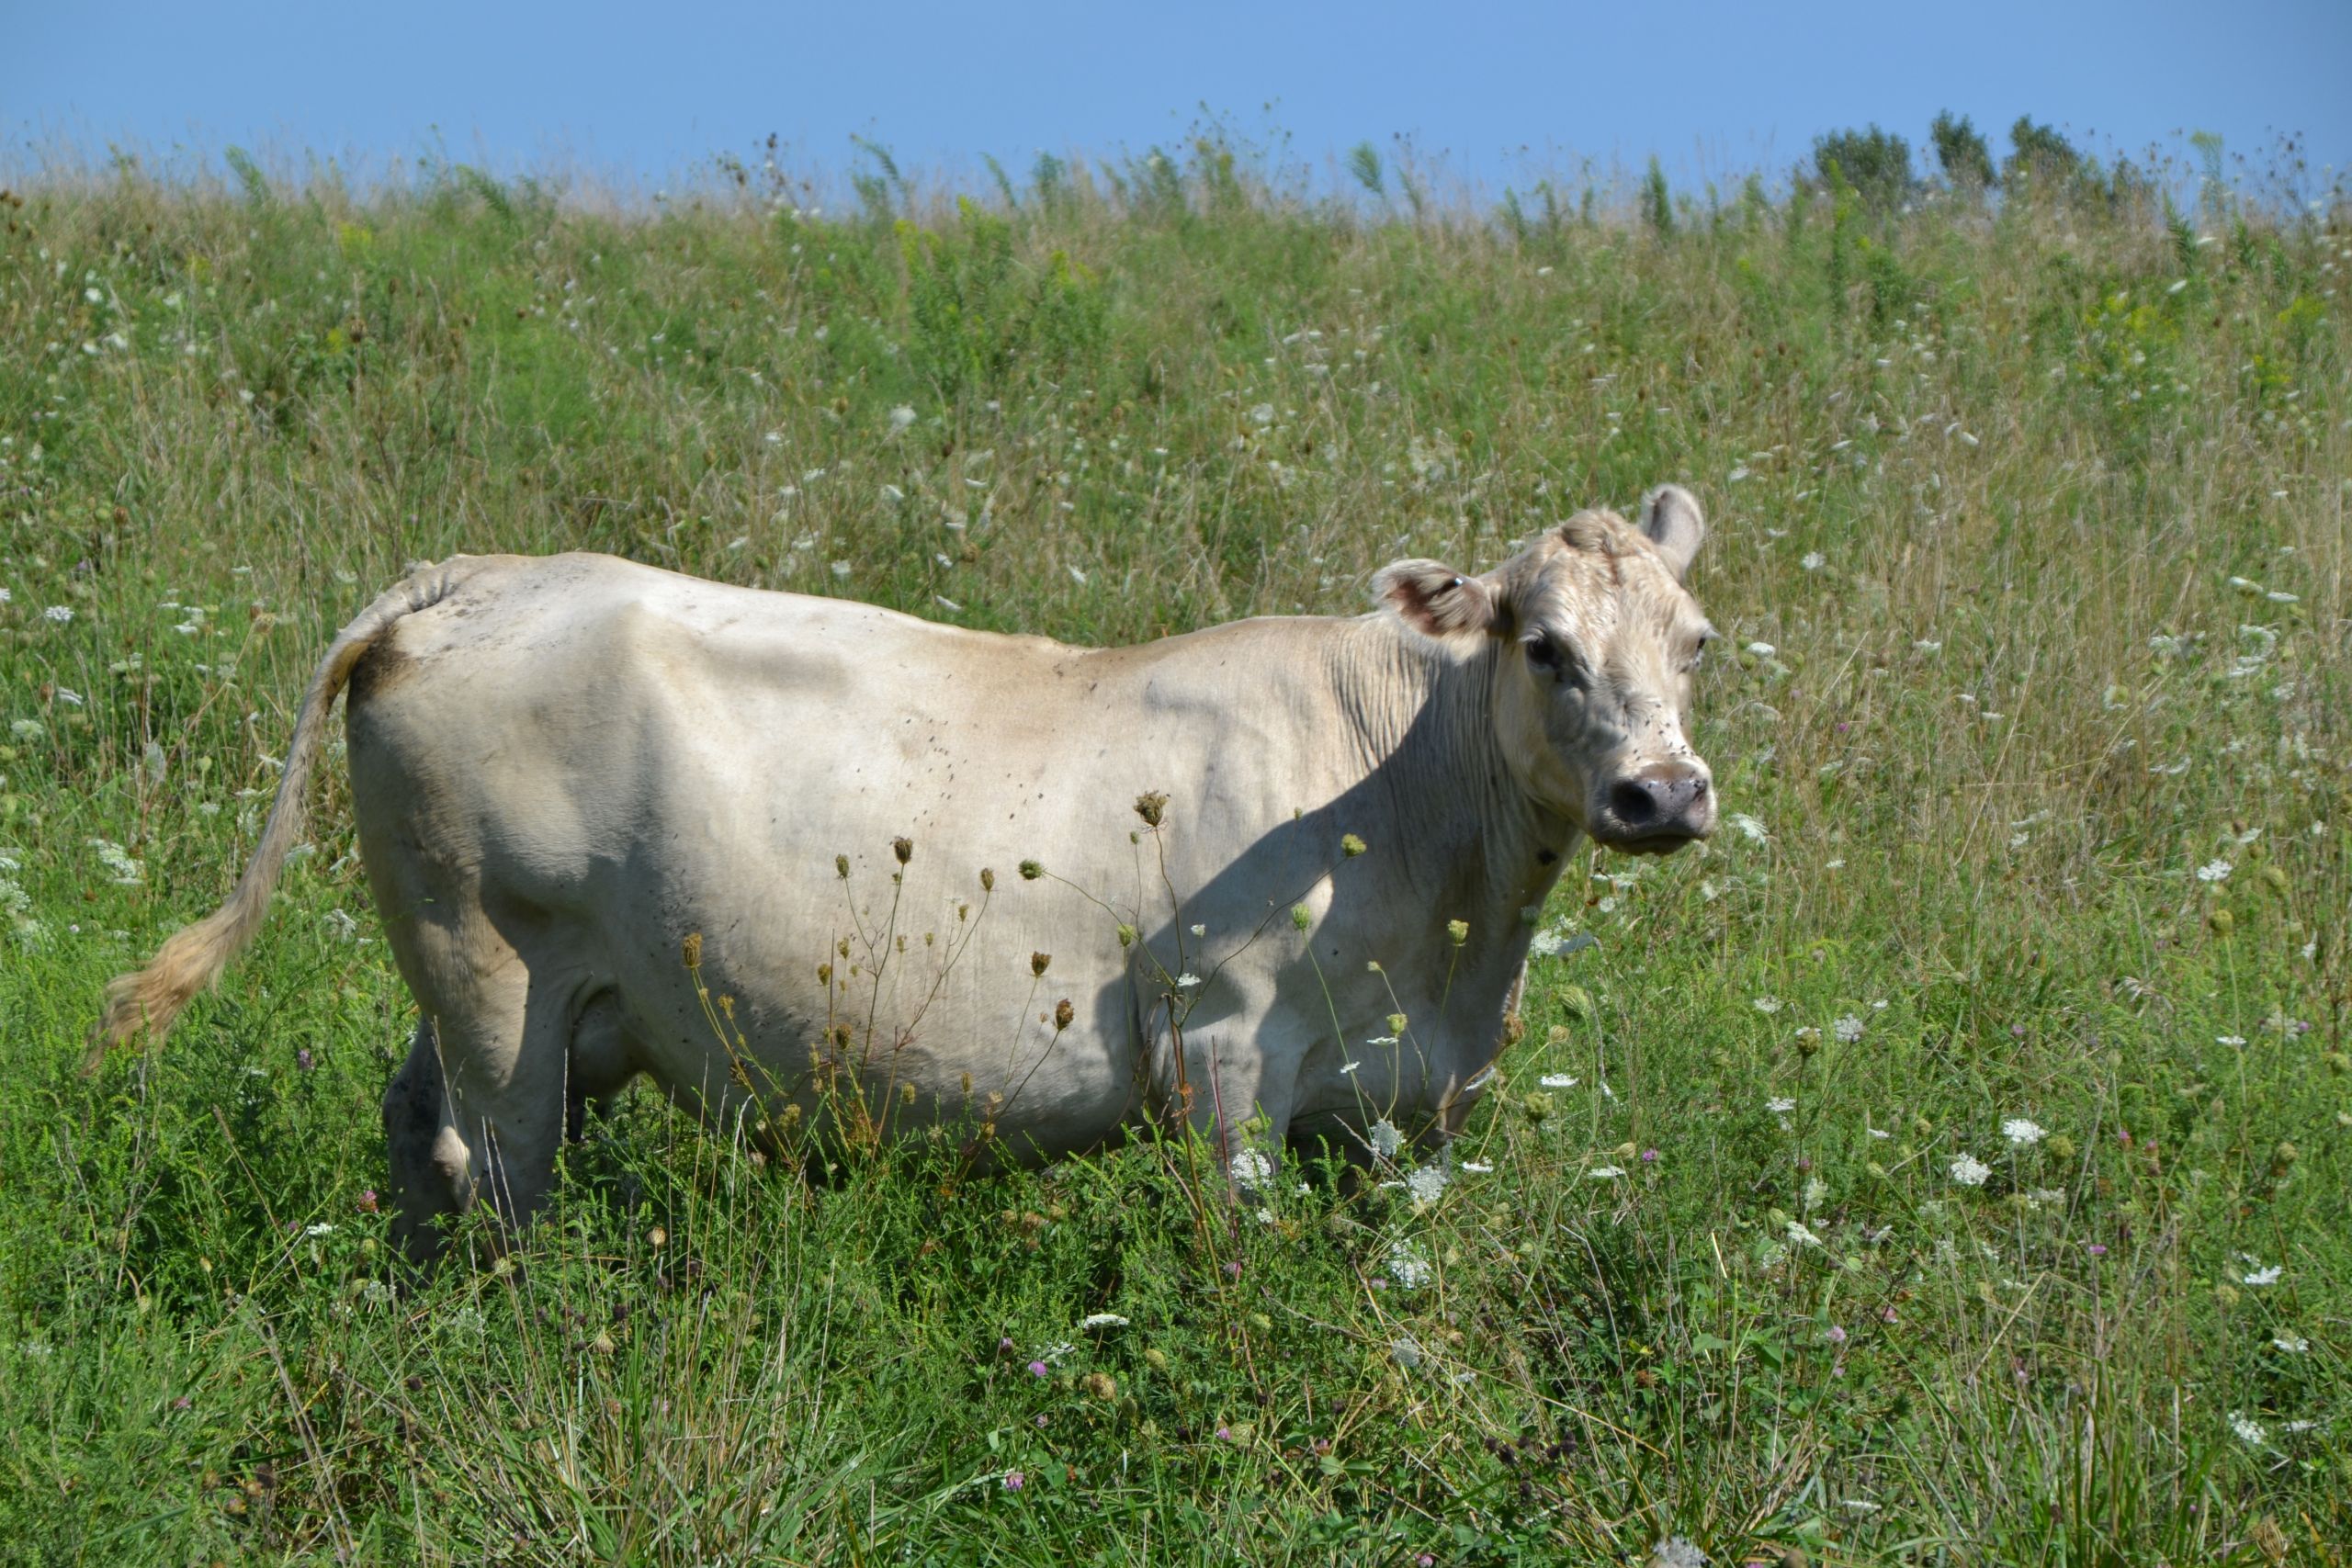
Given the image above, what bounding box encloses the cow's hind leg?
[379,911,580,1265]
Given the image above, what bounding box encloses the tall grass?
[0,137,2346,1562]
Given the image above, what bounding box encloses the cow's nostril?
[1689,775,1709,800]
[1610,778,1660,825]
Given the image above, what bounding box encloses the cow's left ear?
[1639,484,1707,581]
[1373,559,1502,639]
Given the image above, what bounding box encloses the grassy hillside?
[1,144,2347,1562]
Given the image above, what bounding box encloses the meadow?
[0,131,2346,1563]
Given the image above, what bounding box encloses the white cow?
[96,487,1718,1260]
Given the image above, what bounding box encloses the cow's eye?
[1525,632,1578,682]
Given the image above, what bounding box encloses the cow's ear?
[1373,559,1501,638]
[1639,484,1706,581]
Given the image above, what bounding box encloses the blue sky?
[14,1,2351,201]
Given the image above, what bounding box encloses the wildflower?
[1367,1120,1402,1158]
[2002,1118,2046,1148]
[2240,1264,2282,1287]
[1753,996,1783,1015]
[1340,832,1368,857]
[1532,926,1596,958]
[2216,1034,2245,1047]
[1833,1014,1864,1043]
[1404,1164,1449,1205]
[888,404,917,430]
[1588,1165,1625,1180]
[1390,1337,1422,1369]
[44,605,73,624]
[2086,1243,2108,1257]
[1949,1154,1992,1188]
[1640,1148,1658,1163]
[1766,1096,1796,1114]
[1386,1240,1430,1288]
[1339,1060,1361,1075]
[1172,972,1201,989]
[1539,1074,1577,1089]
[1801,551,1826,571]
[1744,640,1776,657]
[830,559,852,580]
[1785,1221,1823,1247]
[1824,1324,1847,1343]
[2273,1333,2309,1353]
[1462,1160,1494,1173]
[1026,1360,1048,1378]
[1002,1469,1024,1490]
[2228,1413,2267,1446]
[1728,813,1770,844]
[1228,1149,1274,1188]
[2195,859,2233,883]
[303,1223,334,1237]
[1067,564,1087,585]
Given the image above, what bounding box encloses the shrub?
[1809,125,1917,215]
[1930,111,1996,193]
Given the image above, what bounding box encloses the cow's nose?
[1607,766,1712,835]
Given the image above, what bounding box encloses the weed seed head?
[893,836,912,865]
[681,932,703,969]
[1054,998,1074,1031]
[1341,833,1368,858]
[1117,923,1136,948]
[1291,904,1312,931]
[836,854,850,880]
[1134,790,1168,828]
[980,867,995,891]
[1447,919,1469,947]
[1032,951,1052,977]
[1019,859,1044,881]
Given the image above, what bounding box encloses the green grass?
[1,143,2347,1563]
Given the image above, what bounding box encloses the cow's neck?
[1329,619,1576,1075]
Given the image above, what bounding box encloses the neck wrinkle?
[1327,618,1554,910]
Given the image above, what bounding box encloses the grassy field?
[1,139,2347,1563]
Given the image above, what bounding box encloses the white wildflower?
[1753,996,1783,1015]
[1914,638,1942,653]
[2228,1412,2267,1446]
[888,404,917,430]
[2240,1264,2282,1287]
[2195,859,2232,883]
[1404,1164,1449,1206]
[1801,551,1826,571]
[2272,1333,2309,1354]
[1228,1148,1274,1188]
[1390,1336,1422,1368]
[2002,1118,2046,1148]
[1249,402,1275,426]
[1728,813,1770,844]
[1172,972,1202,989]
[1367,1120,1402,1158]
[1067,564,1088,585]
[1460,1160,1493,1174]
[1949,1153,1992,1188]
[1833,1014,1864,1043]
[1538,1074,1577,1089]
[303,1223,335,1237]
[1744,640,1777,657]
[1530,927,1595,958]
[1785,1221,1823,1247]
[1588,1165,1625,1180]
[2217,1034,2246,1047]
[43,605,73,624]
[1386,1240,1430,1289]
[1080,1312,1130,1330]
[1339,1060,1362,1075]
[830,559,853,580]
[1766,1097,1796,1114]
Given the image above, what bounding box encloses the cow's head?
[1374,485,1717,853]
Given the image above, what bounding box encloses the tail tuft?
[85,905,253,1075]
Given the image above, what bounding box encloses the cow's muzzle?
[1589,763,1713,853]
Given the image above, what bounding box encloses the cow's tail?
[85,558,488,1074]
